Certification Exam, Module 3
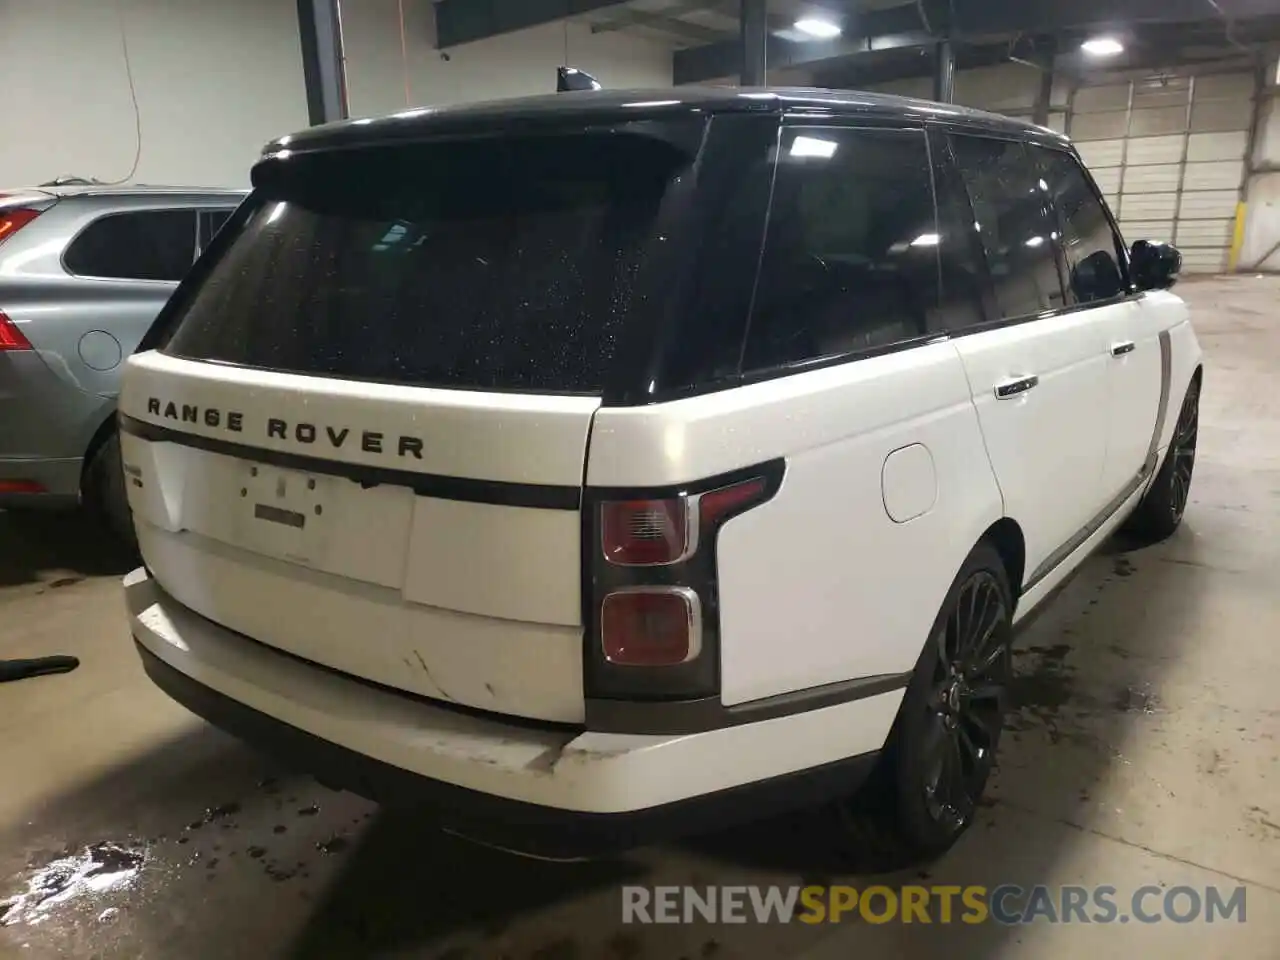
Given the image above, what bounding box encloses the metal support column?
[740,0,767,87]
[933,39,955,103]
[1031,39,1057,126]
[297,0,349,126]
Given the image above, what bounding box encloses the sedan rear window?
[162,127,699,393]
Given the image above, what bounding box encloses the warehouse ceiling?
[433,0,1280,86]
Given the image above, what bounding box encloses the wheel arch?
[79,408,119,496]
[981,517,1026,601]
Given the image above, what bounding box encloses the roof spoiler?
[557,67,601,92]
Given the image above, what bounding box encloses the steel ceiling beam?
[674,0,1280,83]
[675,5,925,83]
[591,0,734,42]
[434,0,631,48]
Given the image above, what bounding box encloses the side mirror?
[557,67,601,92]
[1130,239,1182,291]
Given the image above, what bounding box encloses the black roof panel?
[264,86,1070,157]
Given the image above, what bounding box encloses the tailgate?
[120,352,597,722]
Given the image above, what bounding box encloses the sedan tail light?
[0,208,42,246]
[0,311,32,351]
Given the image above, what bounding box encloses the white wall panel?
[1187,131,1249,162]
[1182,161,1246,191]
[1125,135,1184,165]
[1076,139,1126,167]
[1073,85,1129,112]
[1176,220,1234,246]
[1179,190,1239,219]
[1121,193,1179,219]
[1090,167,1123,194]
[1069,71,1254,273]
[1180,248,1229,272]
[1118,220,1176,241]
[0,0,674,188]
[1072,112,1129,141]
[1122,164,1181,192]
[1190,99,1253,132]
[0,0,307,187]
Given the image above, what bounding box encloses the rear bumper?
[125,568,899,853]
[0,456,82,507]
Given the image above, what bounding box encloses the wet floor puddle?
[1,842,145,928]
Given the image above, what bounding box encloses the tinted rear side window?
[164,128,698,393]
[197,208,235,252]
[1032,147,1127,305]
[64,209,197,282]
[949,135,1065,320]
[743,126,940,373]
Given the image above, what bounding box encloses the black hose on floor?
[0,657,80,683]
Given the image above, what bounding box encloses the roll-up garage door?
[1070,72,1255,273]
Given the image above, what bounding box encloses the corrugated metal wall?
[866,63,1255,274]
[1071,72,1254,273]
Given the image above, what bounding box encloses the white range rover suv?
[119,88,1201,861]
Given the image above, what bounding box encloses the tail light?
[584,462,784,719]
[0,311,32,351]
[601,498,692,565]
[0,210,41,352]
[0,479,45,494]
[602,588,702,666]
[0,208,41,246]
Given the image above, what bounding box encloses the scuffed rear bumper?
[125,567,895,854]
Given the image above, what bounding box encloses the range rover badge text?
[145,397,426,459]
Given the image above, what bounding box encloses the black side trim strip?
[585,671,912,735]
[118,415,581,510]
[1023,329,1173,591]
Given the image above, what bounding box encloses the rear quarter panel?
[587,342,1006,706]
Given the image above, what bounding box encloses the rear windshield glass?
[162,126,698,393]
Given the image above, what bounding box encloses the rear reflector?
[601,588,701,666]
[601,497,690,566]
[0,479,46,494]
[0,312,31,351]
[0,208,41,246]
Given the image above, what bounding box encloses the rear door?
[941,132,1112,584]
[1033,145,1164,502]
[118,127,696,723]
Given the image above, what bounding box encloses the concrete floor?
[1,275,1277,959]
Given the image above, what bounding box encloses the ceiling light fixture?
[1081,36,1124,57]
[794,18,842,39]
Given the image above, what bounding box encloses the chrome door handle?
[1111,340,1136,357]
[994,375,1040,399]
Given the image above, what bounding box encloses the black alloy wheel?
[1168,378,1200,525]
[920,569,1010,832]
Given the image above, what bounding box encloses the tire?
[834,540,1014,866]
[1125,375,1200,543]
[84,431,139,557]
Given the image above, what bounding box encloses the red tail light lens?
[0,479,46,494]
[601,588,700,666]
[699,477,769,527]
[584,461,784,716]
[0,208,41,246]
[601,497,690,566]
[0,312,32,351]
